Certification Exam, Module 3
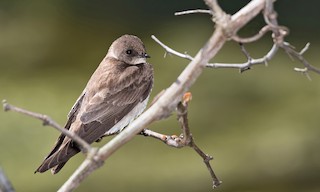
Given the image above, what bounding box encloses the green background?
[1,0,320,191]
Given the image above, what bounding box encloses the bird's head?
[107,34,150,65]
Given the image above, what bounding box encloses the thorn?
[239,66,251,73]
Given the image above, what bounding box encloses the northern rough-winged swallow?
[35,34,153,174]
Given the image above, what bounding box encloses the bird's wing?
[77,72,153,142]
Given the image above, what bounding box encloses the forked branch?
[142,92,222,188]
[153,0,319,76]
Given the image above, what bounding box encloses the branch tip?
[213,180,222,189]
[175,9,212,16]
[182,92,192,105]
[300,42,310,55]
[294,67,312,81]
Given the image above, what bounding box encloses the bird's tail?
[35,141,80,174]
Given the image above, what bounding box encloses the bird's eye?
[126,49,132,55]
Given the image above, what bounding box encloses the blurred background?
[1,0,320,191]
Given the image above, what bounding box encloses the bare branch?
[156,0,319,76]
[152,35,279,72]
[175,9,212,16]
[204,0,223,16]
[151,35,193,60]
[141,129,183,148]
[0,167,15,192]
[176,92,221,188]
[299,42,310,55]
[58,148,103,192]
[280,42,320,75]
[232,25,272,43]
[293,67,312,81]
[2,100,91,153]
[142,92,221,188]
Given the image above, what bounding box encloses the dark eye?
[126,49,132,55]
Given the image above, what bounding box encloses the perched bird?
[35,34,153,174]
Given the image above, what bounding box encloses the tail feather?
[51,162,67,174]
[35,141,80,174]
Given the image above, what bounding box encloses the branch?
[156,1,319,76]
[2,100,91,153]
[152,35,194,61]
[175,9,212,16]
[152,35,279,72]
[281,42,320,76]
[0,167,15,192]
[232,25,272,43]
[142,92,222,188]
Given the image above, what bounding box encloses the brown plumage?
[35,35,153,174]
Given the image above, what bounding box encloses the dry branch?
[175,9,212,16]
[2,100,91,153]
[142,92,221,188]
[152,35,279,72]
[0,168,15,192]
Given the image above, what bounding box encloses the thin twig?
[177,92,221,188]
[141,129,184,148]
[293,67,312,81]
[280,42,320,75]
[151,35,193,60]
[191,143,221,188]
[0,167,15,192]
[232,25,272,43]
[177,92,192,146]
[152,35,279,72]
[2,100,91,153]
[141,92,222,188]
[299,42,310,55]
[175,9,212,16]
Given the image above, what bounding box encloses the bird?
[35,34,153,174]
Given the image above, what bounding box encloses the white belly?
[104,96,149,135]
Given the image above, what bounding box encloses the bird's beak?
[143,53,151,58]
